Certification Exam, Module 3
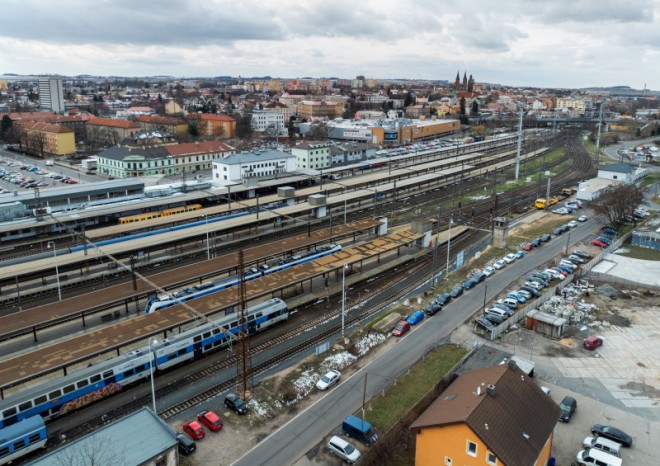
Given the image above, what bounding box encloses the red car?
[522,242,534,251]
[583,336,603,350]
[182,420,205,440]
[591,239,607,248]
[197,410,223,432]
[391,320,411,337]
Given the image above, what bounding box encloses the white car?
[567,220,578,228]
[316,370,341,390]
[559,260,577,269]
[524,281,544,291]
[327,436,361,463]
[553,208,569,215]
[493,259,507,270]
[483,266,495,277]
[578,215,588,222]
[503,253,517,264]
[544,269,564,280]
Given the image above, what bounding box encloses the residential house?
[291,141,332,170]
[330,142,377,165]
[135,114,188,135]
[16,121,75,157]
[264,101,292,124]
[296,100,344,120]
[188,113,236,138]
[597,162,647,184]
[251,110,285,135]
[166,140,235,173]
[96,145,175,178]
[411,362,560,466]
[87,117,141,140]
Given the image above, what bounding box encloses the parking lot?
[0,158,80,194]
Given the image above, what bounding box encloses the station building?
[212,149,297,182]
[324,117,459,145]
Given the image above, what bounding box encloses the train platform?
[0,219,381,342]
[0,225,465,394]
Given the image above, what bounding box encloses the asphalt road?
[231,218,601,466]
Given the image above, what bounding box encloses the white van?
[582,436,621,457]
[576,447,622,466]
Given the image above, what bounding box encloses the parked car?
[553,207,569,215]
[531,237,543,247]
[525,281,544,291]
[522,242,534,251]
[583,336,603,350]
[425,303,442,316]
[197,410,223,432]
[449,285,464,298]
[224,393,248,415]
[591,424,633,447]
[544,269,565,280]
[520,285,542,297]
[601,226,618,236]
[568,220,578,228]
[316,370,341,390]
[482,312,505,324]
[482,266,495,277]
[474,317,495,330]
[176,432,197,455]
[573,249,592,259]
[498,297,519,309]
[182,421,205,440]
[514,250,525,259]
[463,276,478,290]
[435,293,452,306]
[567,254,585,264]
[555,264,574,274]
[540,234,552,242]
[406,310,425,325]
[503,253,517,264]
[559,396,577,422]
[517,289,533,300]
[578,215,589,222]
[490,303,514,316]
[507,291,526,303]
[596,236,613,245]
[552,227,563,235]
[591,239,607,248]
[327,436,361,464]
[392,320,411,337]
[493,259,507,270]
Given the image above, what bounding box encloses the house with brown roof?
[135,115,188,135]
[15,121,75,157]
[411,362,560,466]
[187,113,236,138]
[87,117,141,139]
[165,140,235,173]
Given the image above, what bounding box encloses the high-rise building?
[38,77,65,113]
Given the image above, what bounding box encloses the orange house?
[188,113,236,138]
[411,363,560,466]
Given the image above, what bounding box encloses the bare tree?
[590,183,646,225]
[53,435,126,466]
[305,122,330,141]
[30,132,47,158]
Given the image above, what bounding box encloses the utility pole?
[545,177,551,210]
[236,250,253,400]
[595,103,603,167]
[514,109,523,182]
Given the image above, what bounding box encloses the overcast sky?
[2,0,659,90]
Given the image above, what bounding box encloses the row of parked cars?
[177,392,248,455]
[591,226,618,248]
[553,199,584,215]
[576,424,633,465]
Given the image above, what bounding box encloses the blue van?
[342,415,379,445]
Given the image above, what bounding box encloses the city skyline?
[1,0,659,90]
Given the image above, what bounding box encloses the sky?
[1,0,659,90]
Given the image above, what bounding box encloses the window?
[90,374,102,384]
[444,457,452,466]
[487,452,497,465]
[28,433,42,444]
[48,390,62,400]
[63,384,75,394]
[2,407,16,418]
[18,401,32,412]
[155,456,167,466]
[467,440,477,457]
[14,440,25,450]
[76,379,89,389]
[34,395,48,406]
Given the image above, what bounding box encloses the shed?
[525,309,567,338]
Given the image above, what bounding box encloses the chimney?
[507,359,518,371]
[487,384,496,397]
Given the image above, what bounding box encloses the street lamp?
[343,187,348,225]
[47,241,62,301]
[341,264,349,339]
[149,337,159,413]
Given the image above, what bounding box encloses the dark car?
[520,285,542,297]
[541,234,552,242]
[435,293,452,306]
[176,432,197,455]
[560,224,570,233]
[573,249,592,259]
[531,237,543,247]
[597,236,613,245]
[591,424,633,447]
[425,303,442,316]
[491,303,514,316]
[559,396,577,422]
[474,317,495,330]
[555,264,574,274]
[552,227,563,235]
[224,393,248,415]
[483,312,505,324]
[463,277,478,290]
[449,285,464,298]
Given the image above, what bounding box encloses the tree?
[305,122,329,141]
[187,121,200,137]
[590,183,646,226]
[53,435,125,466]
[287,116,296,140]
[0,115,12,140]
[460,97,467,116]
[235,113,254,140]
[471,100,479,114]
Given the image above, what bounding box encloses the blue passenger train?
[0,298,288,430]
[144,243,342,314]
[0,415,47,465]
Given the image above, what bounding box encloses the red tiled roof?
[88,117,141,129]
[17,121,74,134]
[188,113,235,122]
[165,140,235,157]
[135,115,185,126]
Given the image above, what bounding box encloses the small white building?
[213,149,297,182]
[290,141,332,170]
[597,162,648,184]
[251,110,285,134]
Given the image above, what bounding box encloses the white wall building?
[38,77,65,113]
[290,141,331,170]
[213,149,297,182]
[251,110,285,134]
[597,163,648,184]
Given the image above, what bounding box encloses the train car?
[144,244,341,314]
[118,203,202,224]
[0,415,47,465]
[0,299,288,429]
[160,204,202,216]
[534,197,558,209]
